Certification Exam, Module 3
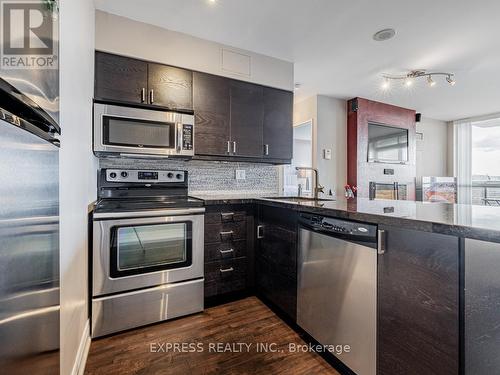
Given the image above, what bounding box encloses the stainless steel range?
[91,169,205,338]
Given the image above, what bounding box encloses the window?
[282,120,313,196]
[471,118,500,205]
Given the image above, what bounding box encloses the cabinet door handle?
[264,144,269,156]
[227,141,231,154]
[233,141,237,154]
[257,225,264,239]
[377,229,386,255]
[220,267,234,273]
[219,249,234,255]
[141,88,146,103]
[149,89,154,104]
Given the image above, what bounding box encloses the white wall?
[416,117,450,177]
[293,95,347,198]
[95,10,293,91]
[59,0,96,373]
[316,96,347,197]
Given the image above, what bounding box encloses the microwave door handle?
[177,123,182,152]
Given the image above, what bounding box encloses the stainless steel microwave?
[93,103,194,158]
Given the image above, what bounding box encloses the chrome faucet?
[296,167,324,199]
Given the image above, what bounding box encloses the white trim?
[453,120,472,204]
[70,320,91,375]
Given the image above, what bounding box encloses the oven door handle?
[93,207,205,220]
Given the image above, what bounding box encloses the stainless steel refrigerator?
[0,77,60,373]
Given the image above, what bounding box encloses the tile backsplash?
[98,157,280,195]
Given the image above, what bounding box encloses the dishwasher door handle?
[377,229,386,255]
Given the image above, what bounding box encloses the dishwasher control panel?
[299,213,377,242]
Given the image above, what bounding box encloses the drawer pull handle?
[219,249,234,255]
[220,267,234,273]
[220,230,234,238]
[221,212,234,221]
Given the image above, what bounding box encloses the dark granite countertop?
[190,193,278,205]
[192,194,500,243]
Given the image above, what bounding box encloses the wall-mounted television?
[367,123,408,163]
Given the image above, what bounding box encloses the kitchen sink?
[263,196,335,202]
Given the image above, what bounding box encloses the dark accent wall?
[347,97,417,200]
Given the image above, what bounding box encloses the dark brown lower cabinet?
[203,205,254,300]
[256,205,298,321]
[377,225,460,375]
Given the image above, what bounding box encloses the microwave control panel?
[182,124,193,151]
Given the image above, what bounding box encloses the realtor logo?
[1,0,58,69]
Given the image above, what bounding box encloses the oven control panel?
[106,169,185,183]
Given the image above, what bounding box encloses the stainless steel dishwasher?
[297,213,378,375]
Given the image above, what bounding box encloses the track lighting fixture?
[446,75,456,86]
[382,70,456,89]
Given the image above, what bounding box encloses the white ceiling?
[95,0,500,121]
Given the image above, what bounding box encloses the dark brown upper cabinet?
[147,63,193,112]
[94,51,293,163]
[94,51,192,112]
[192,74,293,162]
[229,80,264,158]
[377,226,459,375]
[263,88,293,160]
[95,51,148,105]
[193,72,230,156]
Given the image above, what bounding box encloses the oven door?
[93,211,204,297]
[93,103,194,157]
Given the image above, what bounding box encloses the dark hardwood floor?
[84,297,340,375]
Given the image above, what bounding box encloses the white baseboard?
[70,319,91,375]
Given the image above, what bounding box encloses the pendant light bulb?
[404,77,413,87]
[381,78,390,90]
[446,75,456,86]
[427,75,436,87]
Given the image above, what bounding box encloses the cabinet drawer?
[204,257,247,298]
[205,240,247,262]
[205,221,247,243]
[205,210,247,224]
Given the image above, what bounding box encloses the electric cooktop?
[94,196,204,214]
